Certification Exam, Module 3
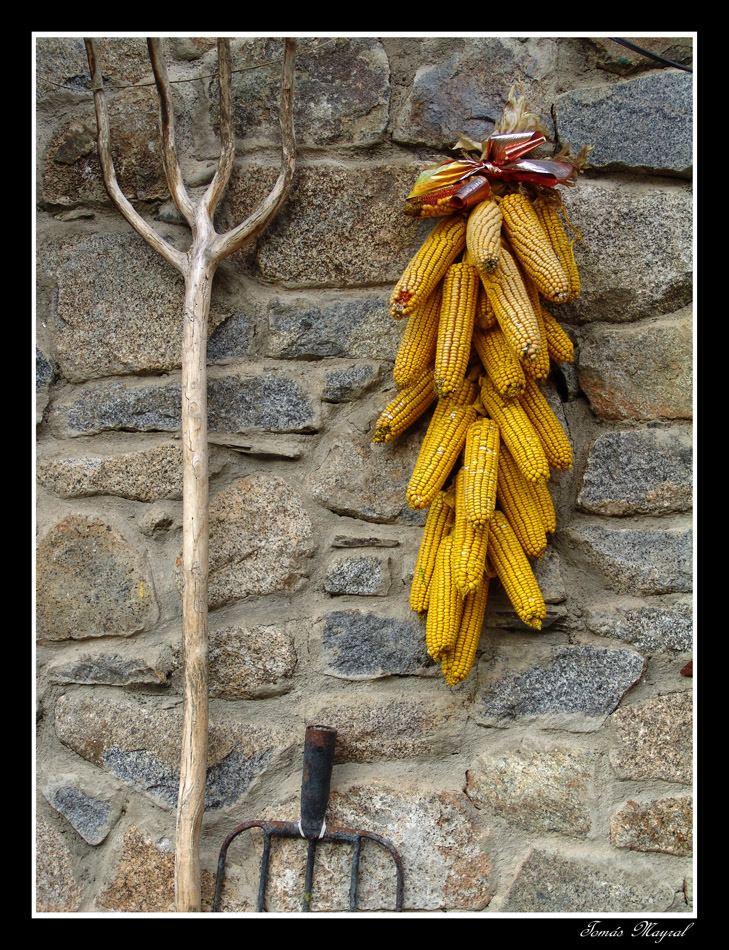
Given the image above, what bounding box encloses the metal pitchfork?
[212,725,404,913]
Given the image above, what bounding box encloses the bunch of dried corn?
[372,103,585,688]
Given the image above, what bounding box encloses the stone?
[42,775,123,845]
[36,515,158,641]
[54,691,294,810]
[323,364,381,402]
[610,796,693,856]
[554,71,693,177]
[36,444,185,501]
[53,235,189,382]
[46,647,174,687]
[319,609,430,678]
[35,814,82,913]
[609,691,693,784]
[324,555,391,596]
[466,745,595,836]
[202,474,315,608]
[219,37,389,149]
[311,692,462,761]
[267,294,402,363]
[558,181,692,324]
[476,645,645,729]
[576,310,693,421]
[558,522,692,596]
[391,37,557,149]
[584,600,693,654]
[227,162,427,286]
[63,370,319,436]
[94,825,218,913]
[577,427,693,515]
[207,311,256,363]
[309,419,428,525]
[502,847,678,913]
[209,622,297,699]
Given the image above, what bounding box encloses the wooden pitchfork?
[84,36,297,912]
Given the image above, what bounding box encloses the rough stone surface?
[36,444,185,501]
[63,371,320,436]
[502,847,678,913]
[206,311,256,363]
[391,36,557,148]
[244,782,492,912]
[35,814,82,913]
[555,71,693,177]
[203,474,315,608]
[42,97,169,208]
[227,162,427,286]
[584,600,693,654]
[559,182,693,324]
[476,646,645,729]
[42,775,123,845]
[267,294,401,363]
[209,622,298,699]
[54,691,293,810]
[319,609,430,678]
[609,691,693,784]
[324,554,391,596]
[576,310,693,421]
[323,364,382,403]
[559,522,692,596]
[53,235,186,381]
[94,825,217,913]
[577,427,693,515]
[221,37,390,149]
[466,745,595,836]
[45,646,174,687]
[610,796,693,856]
[35,515,158,641]
[310,420,428,525]
[312,693,462,761]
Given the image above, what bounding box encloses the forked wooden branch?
[84,36,297,913]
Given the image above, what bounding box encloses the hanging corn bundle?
[373,85,591,687]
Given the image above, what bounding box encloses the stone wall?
[35,35,694,916]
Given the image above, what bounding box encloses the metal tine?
[349,835,362,911]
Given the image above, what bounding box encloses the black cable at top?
[608,37,693,73]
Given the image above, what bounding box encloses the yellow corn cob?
[441,574,490,686]
[390,215,468,319]
[540,307,574,363]
[465,198,503,274]
[451,467,489,595]
[518,376,572,471]
[474,283,497,331]
[425,535,464,661]
[487,510,546,630]
[521,274,551,382]
[410,489,455,615]
[533,195,582,301]
[479,373,550,483]
[496,445,547,559]
[406,393,477,510]
[434,262,480,398]
[479,242,542,362]
[393,286,442,390]
[499,191,571,304]
[372,368,437,444]
[472,325,526,399]
[462,417,500,526]
[530,476,556,535]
